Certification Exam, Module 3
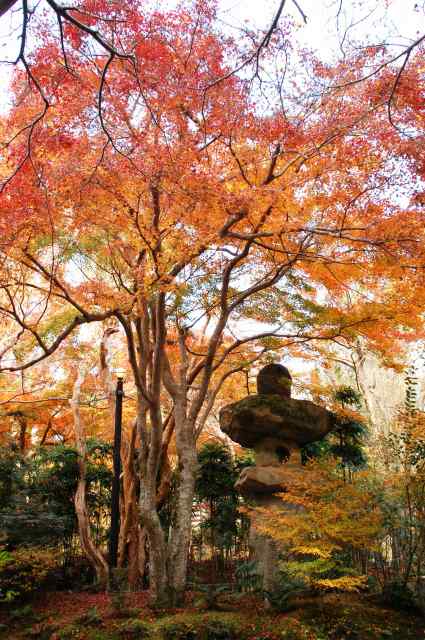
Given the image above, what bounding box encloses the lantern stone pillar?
[219,364,335,597]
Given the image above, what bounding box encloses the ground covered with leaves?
[0,592,423,640]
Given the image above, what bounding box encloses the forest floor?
[0,591,423,640]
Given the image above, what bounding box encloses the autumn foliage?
[251,460,381,592]
[0,0,424,608]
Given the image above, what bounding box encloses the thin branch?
[387,48,412,133]
[205,0,291,91]
[291,0,307,23]
[44,0,134,60]
[0,310,116,372]
[329,33,425,92]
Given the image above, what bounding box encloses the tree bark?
[70,367,109,587]
[119,424,145,588]
[167,418,198,605]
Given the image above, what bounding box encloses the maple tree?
[0,0,424,605]
[1,0,424,189]
[251,459,382,594]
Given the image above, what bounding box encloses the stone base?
[249,527,280,598]
[236,465,287,494]
[236,451,304,497]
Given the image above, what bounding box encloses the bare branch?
[0,309,116,372]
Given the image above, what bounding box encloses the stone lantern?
[219,364,335,595]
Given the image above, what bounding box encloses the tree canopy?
[0,0,424,607]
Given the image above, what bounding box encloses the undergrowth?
[1,594,423,640]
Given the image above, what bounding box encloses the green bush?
[264,570,307,612]
[58,625,81,640]
[160,620,197,640]
[118,618,152,638]
[58,628,111,640]
[203,620,236,640]
[110,589,131,617]
[279,620,318,640]
[87,631,117,640]
[9,603,35,621]
[27,621,61,639]
[0,442,112,553]
[244,620,315,640]
[0,548,58,602]
[75,606,103,626]
[191,582,232,610]
[234,560,261,593]
[0,547,17,601]
[158,615,242,640]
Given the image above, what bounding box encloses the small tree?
[251,459,382,594]
[194,442,252,576]
[302,386,368,480]
[377,411,425,597]
[0,440,112,561]
[0,444,69,548]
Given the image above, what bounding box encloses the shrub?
[264,570,307,612]
[75,606,103,626]
[27,621,61,639]
[87,631,117,640]
[0,547,17,601]
[55,628,112,640]
[191,582,232,610]
[110,586,131,617]
[57,625,81,640]
[158,615,244,640]
[234,561,261,593]
[9,603,35,620]
[118,618,152,638]
[203,620,236,640]
[326,621,360,640]
[160,620,197,640]
[0,547,58,602]
[279,620,317,640]
[381,581,418,613]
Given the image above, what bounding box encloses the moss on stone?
[220,394,334,448]
[229,394,309,420]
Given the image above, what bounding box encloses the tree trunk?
[118,426,139,570]
[134,388,169,605]
[140,499,169,604]
[70,367,109,587]
[100,325,145,587]
[167,424,198,605]
[126,525,147,589]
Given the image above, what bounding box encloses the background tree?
[302,386,368,480]
[0,439,112,558]
[193,442,252,577]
